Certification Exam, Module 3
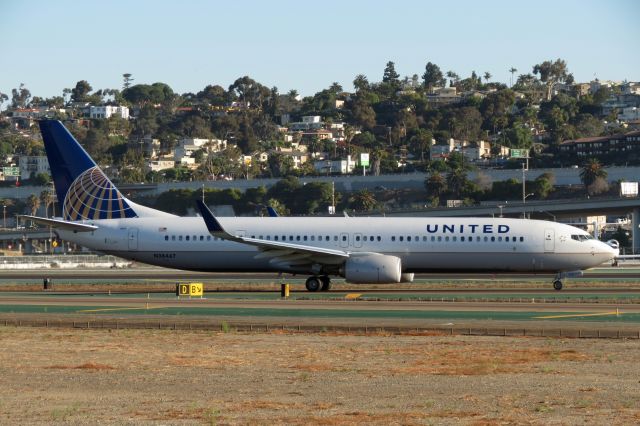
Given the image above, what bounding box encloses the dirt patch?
[0,327,638,424]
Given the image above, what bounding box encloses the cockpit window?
[571,234,594,242]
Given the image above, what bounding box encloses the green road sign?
[510,149,528,158]
[2,167,20,177]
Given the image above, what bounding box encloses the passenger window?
[186,236,190,241]
[274,236,279,241]
[491,236,495,242]
[399,236,404,242]
[392,236,396,242]
[207,236,211,241]
[179,236,183,241]
[311,236,315,241]
[437,236,442,242]
[498,236,502,242]
[415,236,419,242]
[200,236,204,241]
[461,236,465,241]
[423,236,427,242]
[356,236,360,241]
[303,236,307,241]
[520,237,524,242]
[296,236,300,241]
[289,236,294,241]
[326,236,330,241]
[164,235,168,241]
[377,236,381,241]
[193,236,197,241]
[445,236,450,241]
[452,236,457,242]
[431,236,435,242]
[483,236,488,242]
[334,236,338,241]
[407,236,411,242]
[342,235,347,241]
[171,235,175,241]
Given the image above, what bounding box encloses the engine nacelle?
[342,254,402,284]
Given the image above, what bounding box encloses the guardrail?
[0,254,131,269]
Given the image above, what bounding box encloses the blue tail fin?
[39,120,138,220]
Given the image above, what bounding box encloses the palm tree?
[579,158,608,195]
[509,67,518,87]
[483,72,492,84]
[350,189,377,212]
[26,194,40,216]
[425,172,447,199]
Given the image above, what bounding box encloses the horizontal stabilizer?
[19,215,98,232]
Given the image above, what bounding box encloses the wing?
[196,200,349,270]
[19,215,98,232]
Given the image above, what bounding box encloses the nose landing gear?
[553,280,563,291]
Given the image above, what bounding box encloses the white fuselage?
[58,216,617,275]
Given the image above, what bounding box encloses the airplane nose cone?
[602,241,619,258]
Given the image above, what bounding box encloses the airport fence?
[1,316,638,340]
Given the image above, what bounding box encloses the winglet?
[266,206,279,217]
[196,200,224,233]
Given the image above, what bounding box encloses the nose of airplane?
[602,240,620,258]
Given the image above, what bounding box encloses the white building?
[430,139,501,162]
[18,155,50,180]
[89,105,129,119]
[314,155,356,174]
[619,107,640,122]
[147,159,175,172]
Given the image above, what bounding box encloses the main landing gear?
[305,276,331,292]
[553,280,563,291]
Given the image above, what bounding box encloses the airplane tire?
[320,276,331,291]
[305,276,321,292]
[553,280,563,291]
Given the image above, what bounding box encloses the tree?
[122,73,134,90]
[509,67,518,87]
[579,158,607,195]
[425,172,446,202]
[26,194,40,216]
[422,62,444,93]
[382,61,400,85]
[350,99,376,130]
[349,189,377,212]
[71,80,93,103]
[353,74,370,92]
[483,72,492,84]
[40,190,56,217]
[533,59,569,101]
[11,83,31,108]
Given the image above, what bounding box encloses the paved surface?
[1,268,640,337]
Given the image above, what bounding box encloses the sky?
[0,0,639,103]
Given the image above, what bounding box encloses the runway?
[1,267,640,337]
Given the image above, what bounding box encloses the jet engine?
[342,254,402,284]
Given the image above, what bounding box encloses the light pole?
[2,204,5,228]
[497,204,505,218]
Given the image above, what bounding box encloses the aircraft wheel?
[305,276,321,292]
[320,276,331,291]
[553,280,563,291]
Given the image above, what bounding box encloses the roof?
[561,130,640,145]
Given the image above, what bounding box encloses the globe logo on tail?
[63,167,137,220]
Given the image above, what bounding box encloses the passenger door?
[127,228,138,251]
[544,228,555,252]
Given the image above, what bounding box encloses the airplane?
[23,120,619,292]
